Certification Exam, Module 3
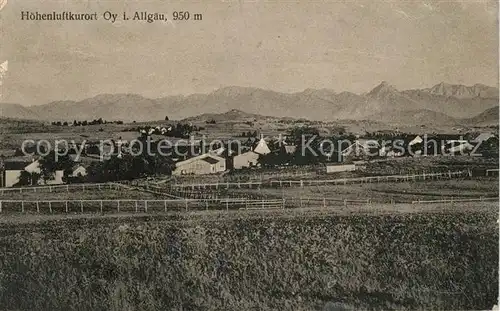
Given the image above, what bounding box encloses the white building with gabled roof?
[253,136,271,155]
[172,153,226,175]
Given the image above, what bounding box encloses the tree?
[165,116,169,121]
[14,170,34,186]
[258,149,292,167]
[38,150,74,182]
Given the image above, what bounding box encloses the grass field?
[0,204,496,311]
[225,178,499,203]
[0,188,163,201]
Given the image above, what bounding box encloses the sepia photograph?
[0,0,498,310]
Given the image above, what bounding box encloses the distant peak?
[367,81,398,96]
[225,108,245,114]
[375,81,396,89]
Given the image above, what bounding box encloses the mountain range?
[0,82,498,126]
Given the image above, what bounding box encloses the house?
[2,161,31,187]
[27,160,64,185]
[472,132,495,143]
[445,140,475,154]
[325,163,356,174]
[1,158,67,187]
[70,164,87,178]
[45,170,65,185]
[172,153,226,175]
[409,135,423,146]
[283,145,297,154]
[253,136,271,155]
[233,151,260,169]
[379,144,403,157]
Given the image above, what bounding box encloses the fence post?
[21,201,24,213]
[49,201,52,213]
[344,199,347,207]
[164,200,167,212]
[117,200,120,212]
[65,201,68,213]
[145,201,148,213]
[323,198,326,208]
[36,201,40,213]
[135,201,138,213]
[0,201,2,213]
[66,185,69,192]
[184,200,187,211]
[100,201,103,213]
[226,200,229,211]
[80,201,83,213]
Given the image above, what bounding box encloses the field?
[0,204,497,311]
[228,177,499,203]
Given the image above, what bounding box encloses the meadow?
[0,205,497,311]
[205,177,499,204]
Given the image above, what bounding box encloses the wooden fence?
[411,197,498,204]
[0,198,285,214]
[0,183,121,195]
[486,169,499,176]
[0,195,496,214]
[170,170,471,190]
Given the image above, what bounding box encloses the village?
[0,121,498,190]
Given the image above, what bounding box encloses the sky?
[0,0,498,106]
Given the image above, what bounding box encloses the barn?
[233,151,260,169]
[2,161,31,187]
[172,153,226,175]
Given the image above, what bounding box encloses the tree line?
[50,118,124,126]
